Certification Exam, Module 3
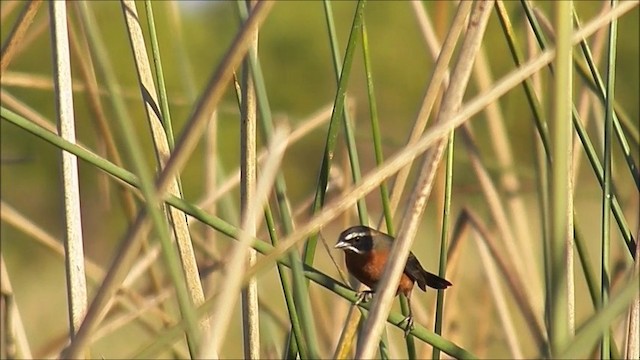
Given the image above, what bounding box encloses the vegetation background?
[1,0,638,359]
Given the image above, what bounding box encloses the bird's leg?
[354,290,374,305]
[400,295,415,337]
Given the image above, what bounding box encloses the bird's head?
[335,225,391,254]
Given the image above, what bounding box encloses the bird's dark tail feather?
[418,271,452,290]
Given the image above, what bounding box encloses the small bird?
[334,225,452,336]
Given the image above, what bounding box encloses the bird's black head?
[334,225,377,254]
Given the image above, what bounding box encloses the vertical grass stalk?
[239,10,260,356]
[49,0,88,337]
[600,1,618,358]
[432,131,454,360]
[549,1,573,355]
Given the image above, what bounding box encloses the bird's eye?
[353,236,360,243]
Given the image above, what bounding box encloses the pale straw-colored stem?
[49,0,88,336]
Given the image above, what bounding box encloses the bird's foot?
[400,315,414,337]
[354,290,374,305]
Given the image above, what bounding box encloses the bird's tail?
[418,271,452,290]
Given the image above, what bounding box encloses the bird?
[334,225,452,336]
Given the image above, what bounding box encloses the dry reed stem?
[49,0,88,336]
[121,0,205,315]
[239,12,260,356]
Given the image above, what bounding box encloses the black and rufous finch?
[335,225,452,335]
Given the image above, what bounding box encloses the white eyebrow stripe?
[344,231,367,240]
[345,245,364,254]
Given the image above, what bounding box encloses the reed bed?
[1,1,638,359]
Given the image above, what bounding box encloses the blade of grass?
[323,2,369,225]
[195,103,333,211]
[533,5,639,181]
[143,0,176,150]
[626,234,639,359]
[262,205,306,358]
[67,10,138,220]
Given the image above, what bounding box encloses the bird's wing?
[404,252,427,291]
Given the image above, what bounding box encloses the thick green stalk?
[600,1,618,357]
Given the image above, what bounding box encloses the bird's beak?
[334,240,349,249]
[335,240,362,254]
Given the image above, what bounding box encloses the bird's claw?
[354,290,374,305]
[400,315,414,337]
